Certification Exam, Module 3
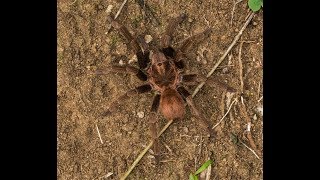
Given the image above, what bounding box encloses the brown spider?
[101,13,235,162]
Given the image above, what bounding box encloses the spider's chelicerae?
[102,13,236,162]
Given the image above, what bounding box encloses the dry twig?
[115,0,128,20]
[238,99,262,157]
[105,0,128,34]
[96,123,103,144]
[120,119,174,180]
[240,140,261,160]
[238,41,244,93]
[212,98,237,129]
[231,0,243,26]
[192,11,255,98]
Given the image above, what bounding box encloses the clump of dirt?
[58,0,262,179]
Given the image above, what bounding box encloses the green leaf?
[189,173,195,180]
[248,0,263,12]
[194,160,213,175]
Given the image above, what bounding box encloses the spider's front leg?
[96,65,148,81]
[107,14,150,69]
[174,28,212,68]
[160,14,187,69]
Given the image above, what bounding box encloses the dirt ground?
[57,0,263,179]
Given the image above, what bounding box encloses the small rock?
[183,127,189,133]
[106,5,113,14]
[256,105,263,116]
[128,55,137,64]
[144,35,153,43]
[172,126,178,133]
[222,67,228,73]
[119,59,125,66]
[137,111,145,118]
[253,21,258,26]
[253,114,257,120]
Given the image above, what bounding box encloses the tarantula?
[101,13,235,162]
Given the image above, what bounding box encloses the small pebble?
[222,67,228,73]
[256,106,263,116]
[144,35,153,43]
[106,5,113,14]
[183,127,189,133]
[253,114,257,120]
[119,59,125,65]
[137,111,144,118]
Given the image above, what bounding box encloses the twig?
[258,96,263,102]
[238,99,262,157]
[96,124,103,144]
[115,0,128,19]
[120,119,174,180]
[238,41,244,93]
[163,142,173,154]
[240,140,261,160]
[231,0,243,26]
[212,98,237,129]
[105,0,128,34]
[192,11,255,98]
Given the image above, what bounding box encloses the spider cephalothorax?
[102,13,236,163]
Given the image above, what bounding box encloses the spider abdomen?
[160,88,185,120]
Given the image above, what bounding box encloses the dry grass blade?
[238,41,244,93]
[192,11,255,98]
[212,98,237,129]
[115,0,128,19]
[120,119,174,180]
[95,123,103,144]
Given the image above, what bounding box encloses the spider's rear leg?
[181,74,237,93]
[107,14,150,69]
[174,28,212,68]
[177,86,216,138]
[103,84,152,116]
[148,94,161,164]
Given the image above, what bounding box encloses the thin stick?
[192,11,255,98]
[238,100,262,157]
[114,0,128,19]
[231,0,243,26]
[96,124,103,144]
[105,0,128,34]
[240,141,261,160]
[120,119,174,180]
[212,98,237,129]
[238,41,244,93]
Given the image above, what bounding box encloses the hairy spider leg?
[177,86,215,138]
[148,94,161,164]
[174,28,213,69]
[107,14,150,69]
